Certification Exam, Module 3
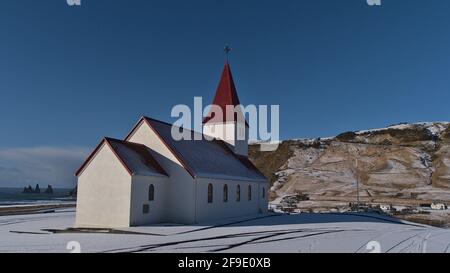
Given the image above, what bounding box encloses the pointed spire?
[203,62,246,124]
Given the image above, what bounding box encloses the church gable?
[125,117,196,178]
[76,139,131,179]
[75,137,167,178]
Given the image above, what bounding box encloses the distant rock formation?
[34,184,40,194]
[22,185,34,193]
[22,184,50,194]
[44,185,54,194]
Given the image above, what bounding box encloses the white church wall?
[195,178,265,223]
[203,122,236,146]
[75,144,132,228]
[166,171,196,224]
[203,122,248,157]
[130,175,169,225]
[259,182,269,214]
[127,121,196,224]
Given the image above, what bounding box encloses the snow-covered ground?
[1,209,450,253]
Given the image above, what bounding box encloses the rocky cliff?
[249,122,450,205]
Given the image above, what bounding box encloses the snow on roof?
[75,137,168,177]
[143,117,267,182]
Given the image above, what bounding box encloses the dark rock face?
[336,131,357,142]
[34,184,40,194]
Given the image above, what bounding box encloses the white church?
[75,61,269,228]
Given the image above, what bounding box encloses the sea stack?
[34,184,40,193]
[44,185,54,194]
[22,186,33,193]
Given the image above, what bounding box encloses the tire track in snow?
[444,241,450,253]
[385,231,425,253]
[354,227,425,253]
[210,229,355,252]
[101,227,341,253]
[175,214,281,235]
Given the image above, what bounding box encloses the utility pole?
[354,147,361,211]
[355,157,360,210]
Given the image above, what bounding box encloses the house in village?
[74,62,269,227]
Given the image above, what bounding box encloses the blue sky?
[1,0,450,187]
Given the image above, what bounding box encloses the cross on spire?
[224,44,232,61]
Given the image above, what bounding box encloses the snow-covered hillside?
[249,122,450,225]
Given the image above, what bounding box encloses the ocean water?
[0,187,75,207]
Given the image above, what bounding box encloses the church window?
[223,184,228,202]
[208,183,213,203]
[248,185,252,201]
[148,184,155,201]
[236,185,241,202]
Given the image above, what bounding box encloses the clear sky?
[1,0,450,187]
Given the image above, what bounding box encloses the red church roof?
[203,62,247,125]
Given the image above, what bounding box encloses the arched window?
[223,184,228,202]
[148,184,155,201]
[208,183,213,203]
[248,185,252,201]
[262,187,265,199]
[236,185,241,202]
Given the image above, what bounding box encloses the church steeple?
[203,62,244,124]
[203,61,249,157]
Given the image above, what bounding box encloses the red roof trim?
[75,138,133,177]
[124,116,197,179]
[75,139,105,177]
[124,117,146,141]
